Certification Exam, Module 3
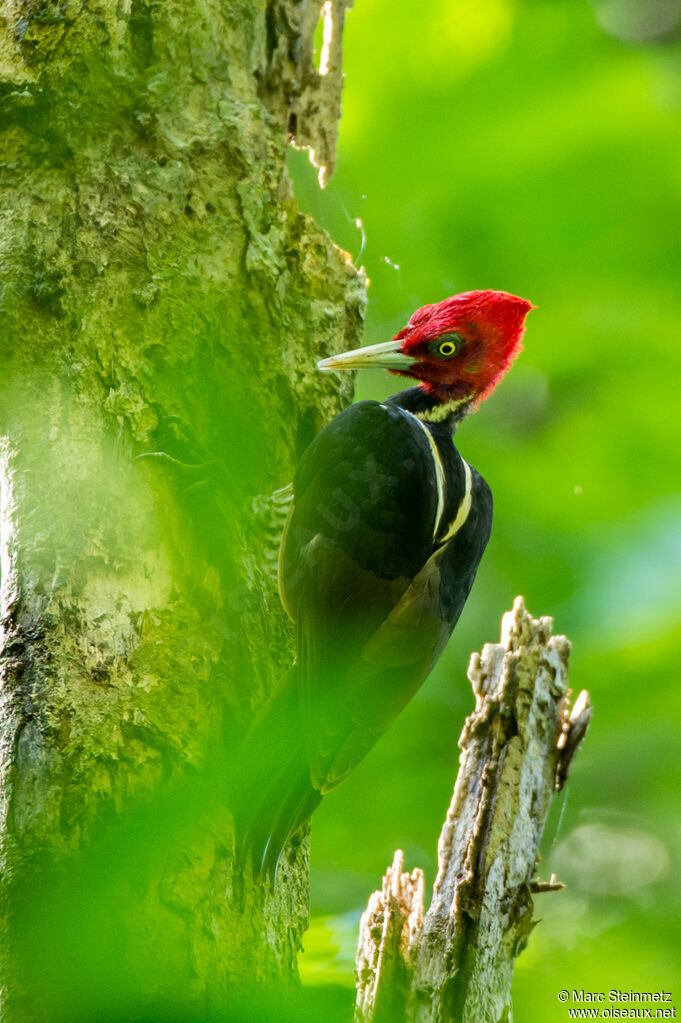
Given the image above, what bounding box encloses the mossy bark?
[0,2,364,1019]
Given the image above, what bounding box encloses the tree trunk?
[356,599,592,1023]
[0,2,364,1019]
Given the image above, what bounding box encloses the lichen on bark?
[0,1,364,1019]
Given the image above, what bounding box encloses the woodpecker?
[238,289,534,877]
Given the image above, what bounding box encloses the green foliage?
[290,0,681,1014]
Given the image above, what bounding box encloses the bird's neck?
[385,386,473,430]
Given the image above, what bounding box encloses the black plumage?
[237,387,492,877]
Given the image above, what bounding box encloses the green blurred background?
[290,0,681,1015]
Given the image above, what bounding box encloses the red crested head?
[318,289,534,412]
[393,290,534,405]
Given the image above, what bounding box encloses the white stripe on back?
[438,460,473,544]
[402,409,446,540]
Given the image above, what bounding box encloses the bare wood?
[291,0,357,186]
[356,850,425,1023]
[355,598,592,1023]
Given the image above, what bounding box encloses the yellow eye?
[429,332,463,358]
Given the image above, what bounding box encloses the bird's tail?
[232,666,321,880]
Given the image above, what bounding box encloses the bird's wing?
[279,400,492,793]
[315,470,493,790]
[280,401,441,613]
[280,401,439,785]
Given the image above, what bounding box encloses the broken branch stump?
[355,597,592,1023]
